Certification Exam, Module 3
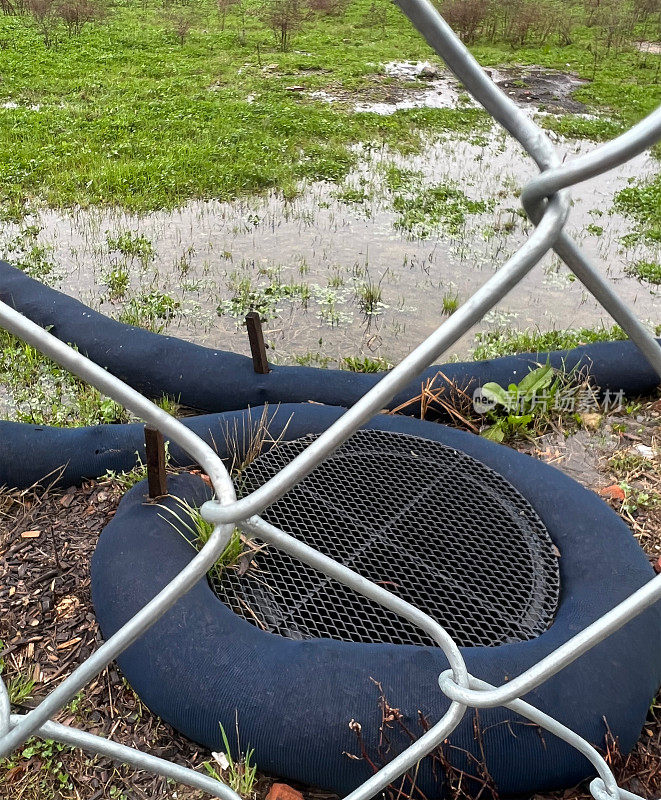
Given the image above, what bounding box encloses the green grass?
[0,329,132,425]
[0,0,658,215]
[539,114,626,141]
[159,495,246,586]
[625,259,661,285]
[106,230,155,262]
[472,324,628,360]
[102,263,130,300]
[119,290,181,331]
[615,174,661,243]
[441,292,459,315]
[341,355,391,372]
[203,722,258,799]
[218,272,311,319]
[0,0,491,213]
[0,640,35,705]
[393,183,491,238]
[1,225,58,282]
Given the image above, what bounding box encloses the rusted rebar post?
[245,311,270,374]
[144,425,167,498]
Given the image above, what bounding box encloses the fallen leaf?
[600,484,625,502]
[581,412,602,431]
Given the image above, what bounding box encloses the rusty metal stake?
[144,425,167,498]
[245,311,270,374]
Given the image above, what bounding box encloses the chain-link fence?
[1,0,661,798]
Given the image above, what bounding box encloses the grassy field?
[0,0,658,214]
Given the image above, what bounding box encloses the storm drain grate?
[210,429,561,648]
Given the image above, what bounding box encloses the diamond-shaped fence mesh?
[1,0,661,798]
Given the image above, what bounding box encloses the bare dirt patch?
[309,62,591,115]
[492,66,590,115]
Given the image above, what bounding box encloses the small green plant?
[103,450,153,490]
[0,640,35,705]
[7,671,35,705]
[0,330,131,426]
[20,739,71,789]
[608,451,656,477]
[2,226,58,283]
[327,270,344,289]
[337,185,371,205]
[614,174,661,244]
[625,260,661,285]
[341,355,391,372]
[477,364,576,442]
[155,394,181,416]
[203,721,258,799]
[355,276,385,315]
[295,351,333,368]
[102,264,130,300]
[119,290,180,331]
[158,496,251,586]
[218,273,311,319]
[106,230,155,262]
[441,292,459,315]
[586,223,604,236]
[392,183,490,238]
[619,483,660,515]
[472,325,627,360]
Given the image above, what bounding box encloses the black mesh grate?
[211,430,560,648]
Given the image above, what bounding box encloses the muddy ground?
[0,398,660,800]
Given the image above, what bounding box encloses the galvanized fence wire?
[1,0,661,797]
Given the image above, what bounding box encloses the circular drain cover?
[211,430,560,648]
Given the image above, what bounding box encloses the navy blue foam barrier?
[90,411,661,798]
[1,261,659,417]
[0,404,338,489]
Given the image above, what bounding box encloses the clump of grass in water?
[295,350,333,368]
[625,260,661,285]
[106,230,155,263]
[472,325,628,360]
[218,272,311,319]
[0,329,131,426]
[119,290,180,332]
[341,355,391,372]
[2,225,58,283]
[614,173,661,244]
[355,279,384,315]
[392,183,491,239]
[102,263,130,300]
[442,292,459,315]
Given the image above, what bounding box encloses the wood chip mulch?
[0,475,265,800]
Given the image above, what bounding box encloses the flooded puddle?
[3,88,659,371]
[311,62,591,116]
